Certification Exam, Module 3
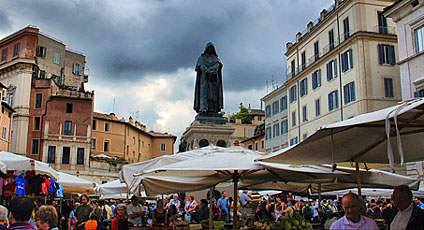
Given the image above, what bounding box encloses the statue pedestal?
[179,120,234,152]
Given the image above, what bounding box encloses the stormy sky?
[0,0,333,148]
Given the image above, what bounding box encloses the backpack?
[303,206,313,221]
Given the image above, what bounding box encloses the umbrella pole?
[356,162,362,197]
[232,171,240,230]
[318,183,322,205]
[209,187,213,230]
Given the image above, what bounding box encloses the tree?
[229,103,253,124]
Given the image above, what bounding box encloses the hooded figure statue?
[194,42,224,114]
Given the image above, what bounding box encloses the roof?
[382,0,403,15]
[240,133,265,143]
[1,101,15,112]
[249,109,265,116]
[148,131,177,139]
[0,82,7,89]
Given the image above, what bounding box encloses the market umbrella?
[95,179,130,197]
[315,188,424,198]
[0,161,6,174]
[57,172,97,194]
[0,151,58,179]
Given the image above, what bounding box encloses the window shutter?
[344,85,348,104]
[327,63,332,81]
[378,44,384,64]
[328,93,333,111]
[389,45,395,65]
[333,59,337,77]
[318,69,321,86]
[352,82,356,101]
[335,90,339,108]
[349,49,353,68]
[341,53,346,72]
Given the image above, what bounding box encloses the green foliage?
[230,103,253,124]
[254,123,265,135]
[90,156,127,166]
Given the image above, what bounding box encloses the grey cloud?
[0,8,12,32]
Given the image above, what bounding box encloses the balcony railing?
[374,26,396,35]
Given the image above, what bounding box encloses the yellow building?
[91,112,177,163]
[0,82,14,152]
[229,108,265,146]
[285,0,401,146]
[240,133,265,152]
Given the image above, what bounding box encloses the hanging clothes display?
[14,174,28,196]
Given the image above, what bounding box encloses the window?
[91,139,96,150]
[303,133,308,141]
[290,85,297,103]
[2,127,7,140]
[327,59,338,80]
[281,119,288,134]
[248,144,252,150]
[73,63,83,75]
[416,26,424,54]
[415,89,424,97]
[36,46,47,58]
[312,69,321,89]
[8,93,13,107]
[341,49,353,72]
[64,121,72,135]
[104,141,109,152]
[290,137,298,146]
[47,146,56,164]
[105,123,109,132]
[133,136,135,145]
[328,90,339,111]
[302,106,308,122]
[265,127,271,140]
[66,103,73,113]
[265,105,271,118]
[34,117,41,130]
[384,78,394,98]
[32,139,39,155]
[300,78,308,97]
[54,51,60,64]
[161,143,166,151]
[35,93,42,109]
[13,44,19,57]
[261,140,264,149]
[56,75,62,84]
[301,51,306,70]
[314,41,319,61]
[291,60,295,78]
[38,70,46,79]
[315,99,321,116]
[292,111,296,127]
[378,11,388,34]
[1,49,6,62]
[329,29,335,50]
[343,17,350,39]
[280,96,287,111]
[62,147,70,164]
[378,44,396,65]
[273,123,280,138]
[344,82,356,104]
[92,120,96,130]
[272,100,279,115]
[255,142,258,150]
[77,148,84,165]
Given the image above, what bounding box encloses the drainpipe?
[337,13,344,121]
[40,85,53,162]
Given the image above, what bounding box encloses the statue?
[194,42,224,115]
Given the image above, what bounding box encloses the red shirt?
[111,215,129,230]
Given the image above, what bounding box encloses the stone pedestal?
[180,120,235,151]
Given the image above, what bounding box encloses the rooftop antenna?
[266,80,269,93]
[112,98,115,113]
[271,75,276,91]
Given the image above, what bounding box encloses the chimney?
[335,0,341,7]
[286,42,293,50]
[135,121,139,128]
[129,116,133,124]
[296,32,302,42]
[320,9,327,21]
[307,21,314,33]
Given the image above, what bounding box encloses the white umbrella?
[96,179,130,197]
[57,172,96,194]
[0,151,58,179]
[0,161,6,174]
[316,188,424,198]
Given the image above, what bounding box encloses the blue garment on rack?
[15,176,28,196]
[56,184,64,197]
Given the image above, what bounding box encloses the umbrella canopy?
[259,98,424,171]
[57,172,96,194]
[95,179,129,196]
[316,188,424,198]
[0,161,6,174]
[0,151,58,179]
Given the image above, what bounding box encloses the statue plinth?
[195,112,227,125]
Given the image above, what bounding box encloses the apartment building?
[285,0,401,145]
[0,82,14,152]
[261,86,288,152]
[230,108,265,146]
[240,133,266,152]
[383,0,424,99]
[91,112,177,163]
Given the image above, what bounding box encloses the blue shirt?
[56,184,64,197]
[48,178,56,192]
[15,177,28,195]
[217,198,228,212]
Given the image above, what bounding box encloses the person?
[69,203,80,230]
[111,204,129,230]
[8,197,36,230]
[217,191,229,223]
[255,202,273,221]
[240,191,251,207]
[230,196,241,221]
[126,196,145,226]
[84,208,104,230]
[167,195,181,211]
[330,193,378,230]
[110,200,116,218]
[102,200,112,220]
[35,205,58,230]
[196,199,209,222]
[184,194,197,222]
[390,185,424,229]
[381,202,394,223]
[415,197,424,210]
[75,194,93,230]
[302,201,313,222]
[49,200,65,223]
[281,200,295,218]
[152,199,167,226]
[194,42,224,114]
[167,205,179,225]
[0,205,8,230]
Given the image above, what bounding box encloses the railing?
[374,26,396,35]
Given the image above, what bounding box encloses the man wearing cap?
[127,196,146,226]
[390,185,424,229]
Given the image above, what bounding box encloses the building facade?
[383,0,424,99]
[240,133,266,152]
[229,107,265,146]
[285,0,401,146]
[91,112,177,163]
[0,82,14,152]
[261,86,289,152]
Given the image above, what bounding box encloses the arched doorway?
[216,140,227,147]
[199,139,209,148]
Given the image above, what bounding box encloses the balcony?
[374,26,396,35]
[51,82,93,100]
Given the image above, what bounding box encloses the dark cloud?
[2,0,333,91]
[0,8,12,32]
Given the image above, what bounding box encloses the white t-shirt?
[390,202,414,230]
[127,203,143,225]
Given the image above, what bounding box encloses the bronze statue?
[194,42,223,115]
